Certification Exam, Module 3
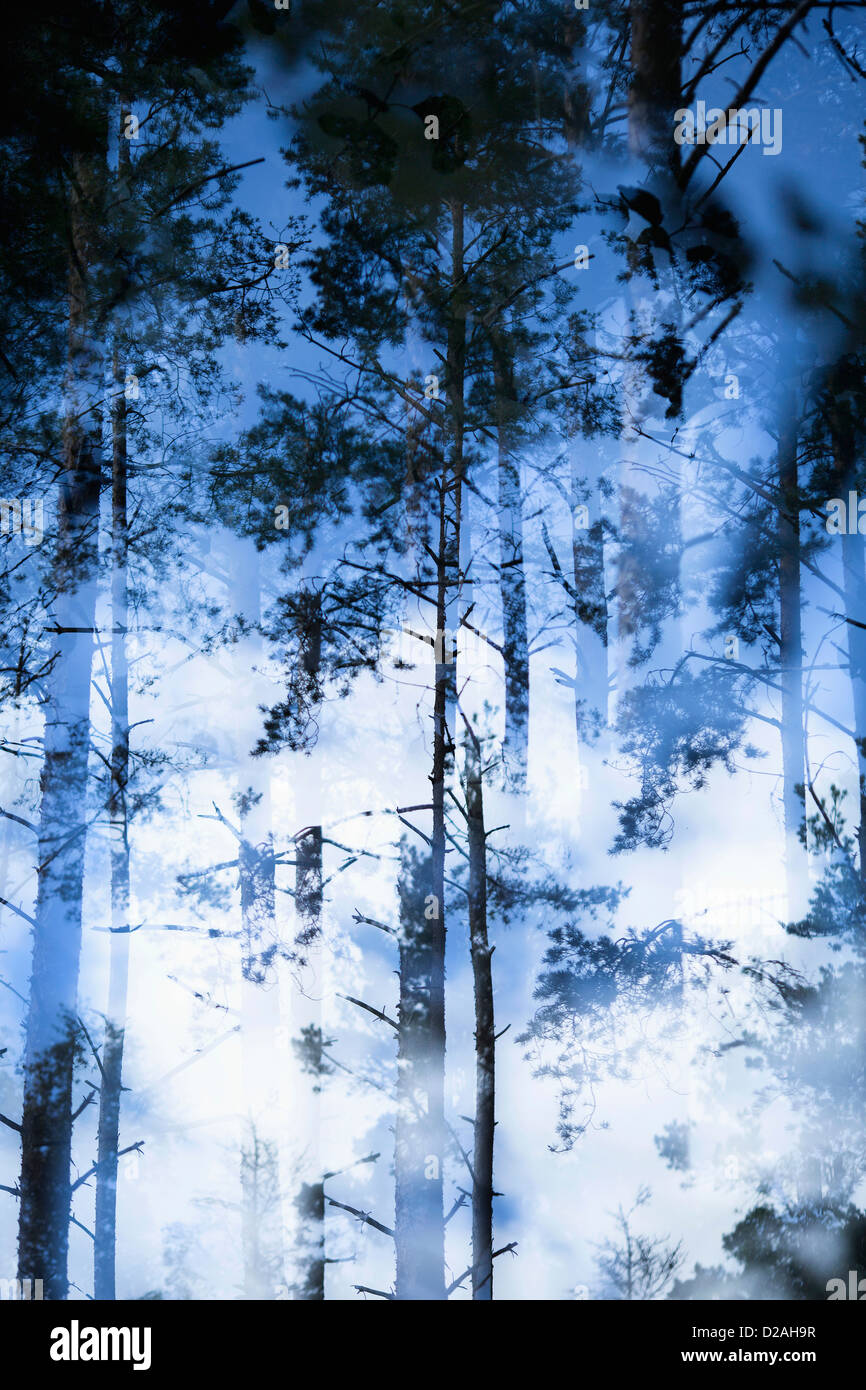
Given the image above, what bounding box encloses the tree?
[280,0,595,1298]
[594,1186,684,1300]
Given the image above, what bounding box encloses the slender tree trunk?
[571,451,611,744]
[18,152,103,1296]
[292,821,324,1299]
[94,351,131,1300]
[295,826,323,950]
[614,0,684,711]
[562,44,611,746]
[464,725,494,1299]
[286,582,326,1299]
[492,337,529,793]
[628,0,684,174]
[395,196,466,1301]
[776,398,807,914]
[830,419,866,884]
[292,1175,324,1301]
[395,845,443,1300]
[429,471,454,1149]
[430,192,465,1297]
[393,447,451,1299]
[844,535,866,886]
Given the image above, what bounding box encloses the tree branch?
[351,909,395,937]
[71,1093,96,1123]
[0,807,37,835]
[338,994,399,1030]
[71,1140,145,1194]
[0,896,36,929]
[327,1197,395,1239]
[70,1214,95,1242]
[680,0,816,188]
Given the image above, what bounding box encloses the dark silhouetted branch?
[339,994,399,1030]
[327,1197,395,1239]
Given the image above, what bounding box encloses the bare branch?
[396,814,432,847]
[70,1215,95,1242]
[338,994,399,1031]
[71,1141,144,1194]
[323,1152,380,1182]
[445,1192,468,1225]
[0,896,36,928]
[77,1017,105,1081]
[71,1093,96,1123]
[351,909,396,937]
[680,0,816,189]
[327,1197,395,1239]
[0,808,37,835]
[541,522,579,603]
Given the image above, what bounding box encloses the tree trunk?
[628,0,684,175]
[292,1177,325,1300]
[292,822,324,1299]
[285,581,326,1298]
[393,448,451,1299]
[394,846,444,1300]
[844,533,866,886]
[94,350,131,1300]
[394,195,466,1301]
[492,337,529,793]
[613,0,684,710]
[571,451,611,744]
[18,152,103,1295]
[776,398,808,915]
[830,414,866,884]
[464,725,494,1299]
